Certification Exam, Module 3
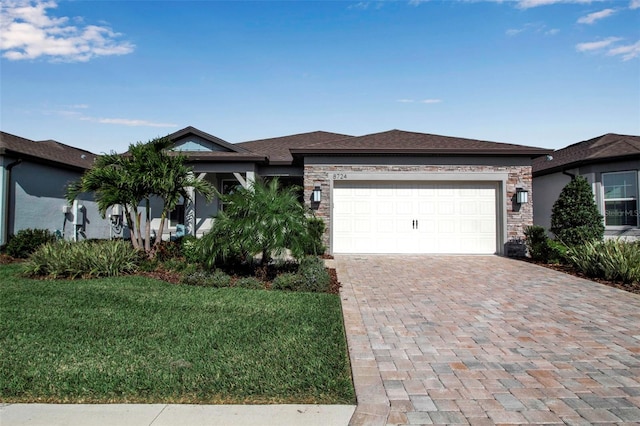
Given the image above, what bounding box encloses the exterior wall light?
[312,184,322,203]
[516,188,529,204]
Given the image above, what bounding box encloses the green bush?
[271,272,305,291]
[235,277,264,290]
[551,176,604,246]
[5,229,56,259]
[566,239,640,284]
[302,217,326,256]
[524,226,567,264]
[181,270,232,288]
[180,235,201,264]
[23,240,141,279]
[297,256,331,293]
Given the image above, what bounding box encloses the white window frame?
[601,170,639,229]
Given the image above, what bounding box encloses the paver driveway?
[336,255,640,425]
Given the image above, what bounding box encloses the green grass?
[0,264,354,404]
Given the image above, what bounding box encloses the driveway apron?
[336,255,640,425]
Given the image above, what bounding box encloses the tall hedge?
[550,176,604,246]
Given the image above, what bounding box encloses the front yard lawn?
[0,264,354,404]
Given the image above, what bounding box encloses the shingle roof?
[290,129,551,157]
[236,131,354,165]
[533,133,640,176]
[0,131,96,170]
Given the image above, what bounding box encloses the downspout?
[562,169,576,179]
[3,159,23,245]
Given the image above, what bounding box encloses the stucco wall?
[303,161,533,255]
[10,160,111,240]
[532,172,571,231]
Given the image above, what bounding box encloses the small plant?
[181,270,232,288]
[180,235,201,264]
[302,216,326,256]
[566,239,640,284]
[4,229,56,259]
[524,226,567,264]
[297,256,331,293]
[235,277,264,290]
[550,176,604,246]
[23,240,141,279]
[154,240,182,261]
[271,273,305,291]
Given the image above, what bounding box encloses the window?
[220,179,242,210]
[603,171,638,227]
[169,204,185,227]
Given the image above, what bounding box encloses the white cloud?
[506,22,558,37]
[608,40,640,60]
[577,8,616,24]
[0,0,134,62]
[546,28,560,35]
[397,98,442,104]
[95,118,178,127]
[630,0,640,9]
[516,0,603,9]
[576,36,622,52]
[506,28,525,36]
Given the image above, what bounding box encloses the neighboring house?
[532,133,640,240]
[157,126,550,256]
[0,131,111,245]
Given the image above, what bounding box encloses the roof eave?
[0,148,92,171]
[533,153,640,177]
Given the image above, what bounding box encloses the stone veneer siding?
[304,164,533,256]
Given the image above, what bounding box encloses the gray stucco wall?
[10,160,111,240]
[533,158,640,239]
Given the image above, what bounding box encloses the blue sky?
[1,0,639,154]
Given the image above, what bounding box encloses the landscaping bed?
[0,264,354,404]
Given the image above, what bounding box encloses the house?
[156,126,551,256]
[0,131,111,245]
[532,133,640,240]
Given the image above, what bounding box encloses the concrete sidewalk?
[0,404,356,426]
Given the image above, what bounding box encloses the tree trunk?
[144,199,151,253]
[123,206,139,250]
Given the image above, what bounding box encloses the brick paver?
[337,255,640,425]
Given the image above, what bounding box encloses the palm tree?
[201,177,309,266]
[68,136,215,255]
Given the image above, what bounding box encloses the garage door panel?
[333,181,498,254]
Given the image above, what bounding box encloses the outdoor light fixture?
[516,188,529,204]
[312,184,322,203]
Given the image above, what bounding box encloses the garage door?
[333,181,498,254]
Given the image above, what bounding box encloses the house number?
[333,173,348,180]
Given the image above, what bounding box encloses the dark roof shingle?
[236,131,354,165]
[0,131,96,170]
[533,133,640,176]
[291,129,551,157]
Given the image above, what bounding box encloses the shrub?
[5,229,56,259]
[180,235,201,264]
[23,240,141,279]
[550,176,604,246]
[235,277,264,290]
[302,216,326,256]
[524,225,551,261]
[297,256,331,293]
[271,272,305,291]
[154,240,182,261]
[181,270,232,288]
[566,239,640,284]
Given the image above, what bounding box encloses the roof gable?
[533,133,640,176]
[0,131,96,170]
[167,126,248,153]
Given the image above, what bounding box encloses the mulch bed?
[139,265,342,295]
[521,258,640,295]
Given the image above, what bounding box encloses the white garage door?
[333,181,498,254]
